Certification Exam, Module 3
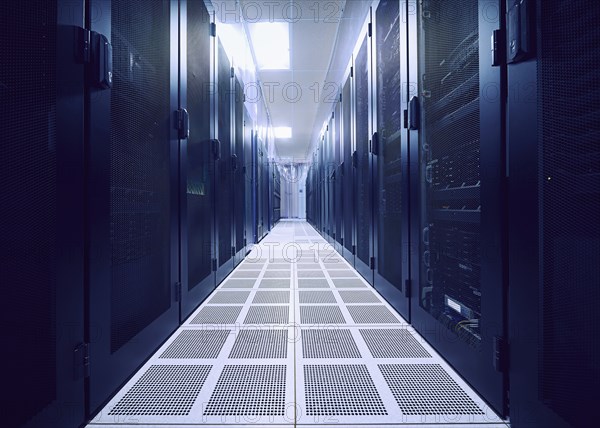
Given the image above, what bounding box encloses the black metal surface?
[342,76,354,261]
[234,77,245,261]
[87,0,179,415]
[183,0,214,318]
[243,109,254,247]
[374,0,403,293]
[334,101,343,248]
[355,35,372,274]
[417,0,482,349]
[109,0,172,354]
[508,1,600,427]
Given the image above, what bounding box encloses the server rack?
[507,1,600,426]
[232,75,246,265]
[273,166,281,225]
[334,99,344,252]
[408,0,506,414]
[86,0,181,415]
[180,0,215,321]
[371,0,410,318]
[2,1,86,426]
[327,116,336,244]
[341,64,356,264]
[353,12,375,283]
[243,109,255,252]
[214,38,234,284]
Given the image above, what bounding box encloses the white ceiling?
[241,0,346,161]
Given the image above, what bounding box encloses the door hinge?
[339,93,342,102]
[232,246,236,257]
[212,258,217,272]
[352,245,356,255]
[332,111,335,120]
[212,139,221,160]
[210,22,217,37]
[493,336,508,372]
[405,279,412,298]
[368,22,372,37]
[403,109,409,129]
[350,66,354,78]
[174,281,182,302]
[244,238,247,247]
[352,150,358,168]
[491,29,504,66]
[372,132,379,155]
[370,257,375,270]
[175,108,190,139]
[230,67,235,78]
[73,342,90,380]
[232,154,238,171]
[340,237,344,246]
[242,165,247,174]
[243,93,246,102]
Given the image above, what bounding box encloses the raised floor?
[87,220,507,428]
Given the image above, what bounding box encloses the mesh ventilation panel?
[302,329,361,358]
[190,306,242,325]
[360,329,431,358]
[160,330,230,359]
[108,365,211,416]
[203,365,286,416]
[229,329,288,359]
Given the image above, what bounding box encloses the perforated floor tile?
[229,329,288,359]
[203,365,287,416]
[300,306,346,324]
[360,329,432,358]
[259,278,291,288]
[208,291,250,304]
[160,330,230,359]
[190,306,242,324]
[299,290,337,304]
[331,278,368,288]
[298,279,330,288]
[107,365,211,416]
[252,291,290,304]
[220,279,257,289]
[327,270,358,278]
[263,270,291,279]
[301,329,361,358]
[267,263,291,269]
[303,365,387,416]
[379,364,486,415]
[298,270,326,279]
[231,271,261,279]
[347,306,401,324]
[237,263,265,270]
[339,290,381,304]
[244,306,290,324]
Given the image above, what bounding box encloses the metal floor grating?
[360,329,432,358]
[301,329,361,358]
[303,365,387,416]
[252,290,290,304]
[189,306,242,324]
[89,221,506,427]
[229,329,288,359]
[244,306,290,324]
[300,306,346,324]
[160,330,230,359]
[299,290,337,304]
[203,365,287,416]
[107,365,212,416]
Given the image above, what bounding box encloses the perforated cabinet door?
[86,0,180,415]
[1,1,86,426]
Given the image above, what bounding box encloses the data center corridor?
[87,220,506,428]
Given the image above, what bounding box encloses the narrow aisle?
[88,220,506,428]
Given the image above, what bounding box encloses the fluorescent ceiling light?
[274,127,292,139]
[248,22,290,70]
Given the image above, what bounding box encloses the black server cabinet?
[353,14,375,283]
[273,166,281,225]
[86,0,180,415]
[180,0,215,321]
[372,0,410,318]
[2,1,86,426]
[408,0,506,415]
[507,1,600,427]
[341,68,355,264]
[243,108,254,253]
[233,76,246,265]
[334,100,344,252]
[255,136,264,240]
[214,39,234,284]
[326,119,335,243]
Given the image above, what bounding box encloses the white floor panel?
[88,221,506,427]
